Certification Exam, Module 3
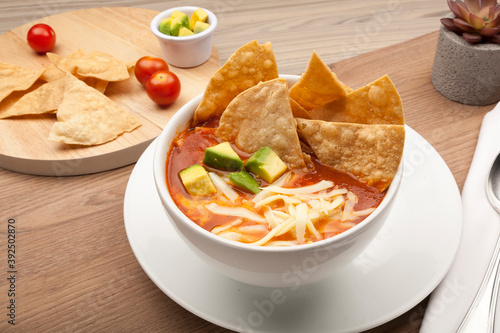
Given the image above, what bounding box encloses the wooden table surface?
[0,1,493,332]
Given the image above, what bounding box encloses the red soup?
[167,120,385,247]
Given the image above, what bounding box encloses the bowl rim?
[153,74,403,254]
[150,6,218,42]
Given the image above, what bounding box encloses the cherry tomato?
[27,23,56,54]
[145,70,181,106]
[134,56,169,86]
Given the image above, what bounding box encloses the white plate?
[124,126,462,333]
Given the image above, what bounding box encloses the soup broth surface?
[167,119,385,246]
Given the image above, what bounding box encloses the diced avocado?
[245,147,288,183]
[167,17,182,36]
[229,171,261,194]
[171,10,187,19]
[168,14,190,36]
[193,21,210,34]
[158,17,171,35]
[203,142,244,171]
[179,27,194,36]
[179,165,216,196]
[159,9,208,36]
[190,8,209,29]
[171,10,190,27]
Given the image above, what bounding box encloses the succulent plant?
[441,0,500,44]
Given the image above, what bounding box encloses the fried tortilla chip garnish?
[296,118,405,192]
[47,49,130,82]
[0,62,45,103]
[79,76,109,93]
[310,75,404,125]
[0,74,72,119]
[40,63,66,82]
[192,40,279,125]
[289,98,311,119]
[216,78,306,170]
[0,81,44,117]
[48,76,140,145]
[288,51,348,110]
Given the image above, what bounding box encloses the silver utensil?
[457,152,500,332]
[487,152,500,332]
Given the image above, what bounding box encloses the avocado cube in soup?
[245,147,288,183]
[203,142,244,171]
[179,165,216,196]
[229,171,261,194]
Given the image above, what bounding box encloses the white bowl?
[150,6,217,68]
[153,75,403,288]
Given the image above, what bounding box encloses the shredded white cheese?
[207,176,376,246]
[209,172,239,202]
[295,203,308,243]
[211,219,243,235]
[217,232,244,242]
[263,180,334,195]
[205,203,266,223]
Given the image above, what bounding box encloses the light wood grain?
[0,1,480,333]
[0,0,450,74]
[0,7,219,175]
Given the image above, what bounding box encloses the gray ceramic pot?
[431,25,500,106]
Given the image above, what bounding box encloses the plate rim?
[123,125,462,332]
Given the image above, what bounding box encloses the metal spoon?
[487,152,500,332]
[457,152,500,332]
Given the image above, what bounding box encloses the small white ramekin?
[150,6,217,68]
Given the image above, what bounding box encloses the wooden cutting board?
[0,7,219,176]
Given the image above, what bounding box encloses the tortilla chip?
[290,98,311,119]
[0,81,45,117]
[79,76,109,93]
[46,51,76,73]
[0,63,44,102]
[40,59,109,94]
[0,74,71,119]
[310,75,404,125]
[47,49,130,82]
[288,51,348,110]
[192,40,279,125]
[40,63,66,82]
[48,76,140,145]
[296,118,405,192]
[216,78,306,169]
[340,81,353,93]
